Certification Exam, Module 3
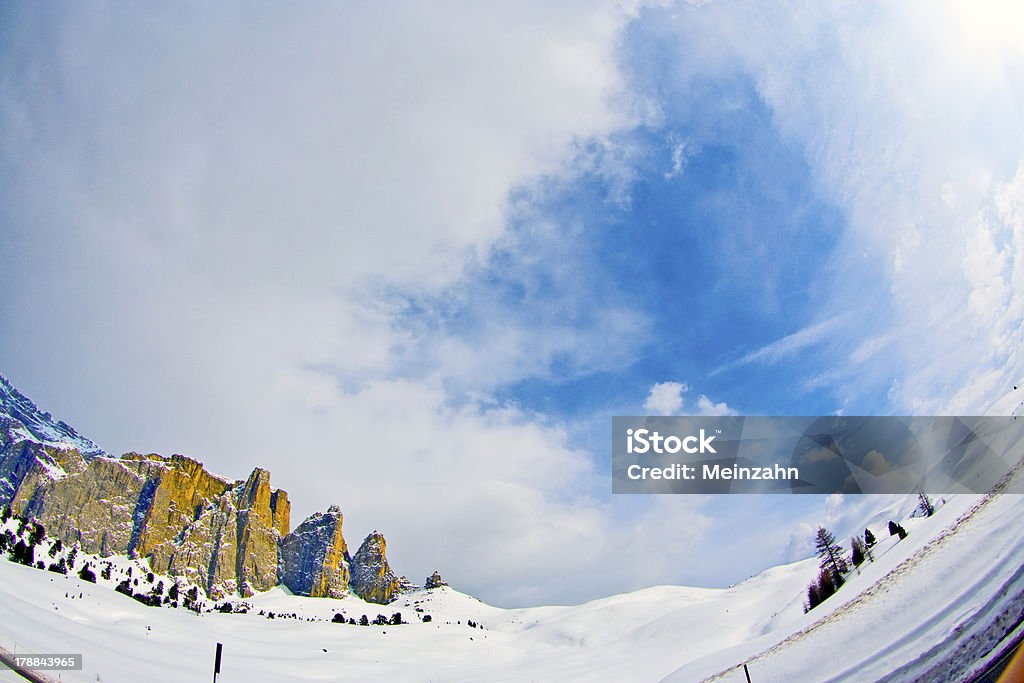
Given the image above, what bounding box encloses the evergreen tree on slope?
[815,526,848,586]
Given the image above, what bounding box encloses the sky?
[1,1,1023,607]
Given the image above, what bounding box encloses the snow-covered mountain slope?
[665,480,1024,681]
[1,378,1020,681]
[0,549,810,683]
[0,374,106,458]
[1,486,1018,682]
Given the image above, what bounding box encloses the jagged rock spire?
[280,506,350,598]
[349,530,403,604]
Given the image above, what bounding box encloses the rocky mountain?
[280,505,351,598]
[0,374,106,458]
[349,531,404,604]
[0,372,423,604]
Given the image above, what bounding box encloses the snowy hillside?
[2,482,1021,681]
[665,486,1024,682]
[1,374,1021,681]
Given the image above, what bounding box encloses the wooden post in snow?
[212,642,223,682]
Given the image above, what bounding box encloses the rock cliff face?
[280,505,350,598]
[0,373,416,604]
[349,531,403,604]
[4,447,291,598]
[425,570,448,589]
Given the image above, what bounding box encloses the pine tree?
[806,566,838,612]
[11,539,34,566]
[851,536,865,567]
[864,528,876,547]
[814,526,848,586]
[183,585,200,612]
[817,567,836,600]
[916,493,935,517]
[29,521,45,546]
[806,580,822,612]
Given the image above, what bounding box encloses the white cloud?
[663,134,691,179]
[5,0,1023,607]
[675,0,1024,415]
[643,382,735,417]
[715,314,849,374]
[783,521,817,563]
[643,381,688,415]
[0,2,651,606]
[696,394,736,416]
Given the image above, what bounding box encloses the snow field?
[0,492,993,682]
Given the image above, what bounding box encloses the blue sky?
[2,1,1023,606]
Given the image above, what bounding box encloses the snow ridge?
[0,373,106,458]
